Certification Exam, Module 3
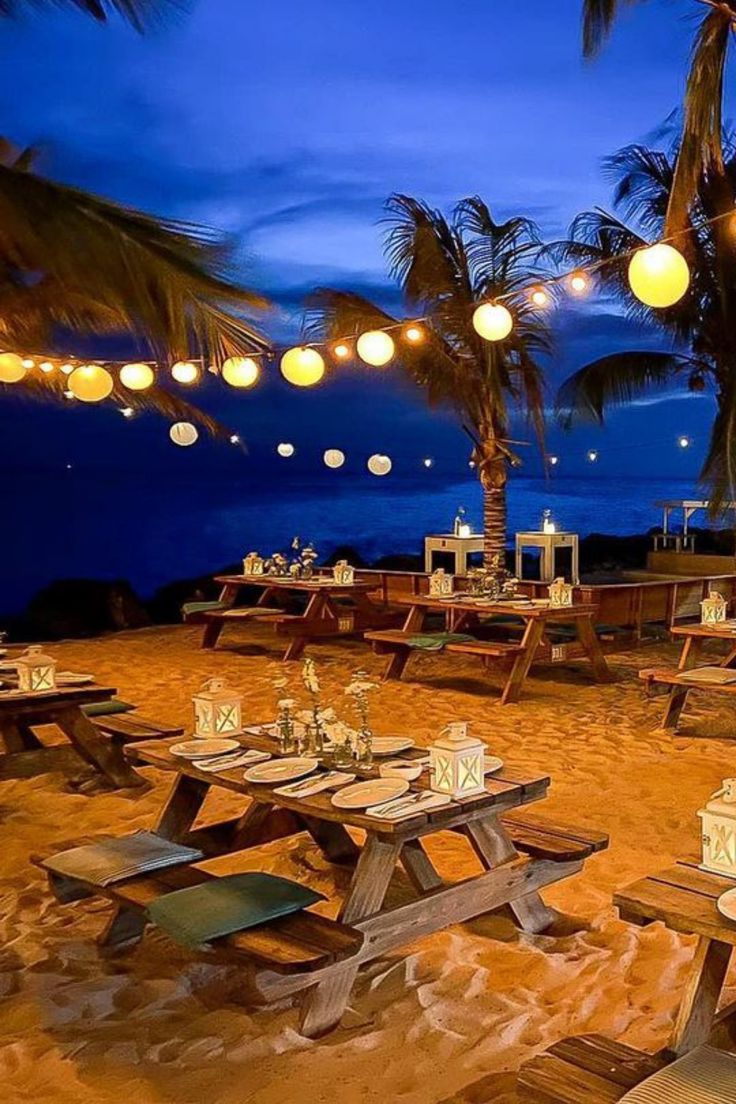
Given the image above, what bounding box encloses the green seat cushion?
[182,600,228,616]
[147,872,325,949]
[407,632,476,652]
[82,700,135,717]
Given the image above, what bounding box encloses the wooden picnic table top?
[394,594,599,619]
[615,859,736,946]
[214,574,378,595]
[125,729,550,838]
[0,684,116,714]
[671,622,736,639]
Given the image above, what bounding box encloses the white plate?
[332,778,409,810]
[171,739,241,760]
[484,756,504,774]
[717,887,736,922]
[57,672,95,685]
[371,736,415,757]
[244,757,318,784]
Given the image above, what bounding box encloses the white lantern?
[458,523,471,539]
[171,360,199,385]
[193,677,243,738]
[548,577,573,608]
[430,722,485,799]
[699,779,736,878]
[120,362,154,391]
[629,243,690,309]
[332,559,355,585]
[243,552,265,576]
[367,453,392,476]
[281,346,325,387]
[222,356,260,388]
[68,364,113,403]
[472,303,513,342]
[356,330,395,367]
[170,421,198,447]
[429,569,454,598]
[701,591,727,626]
[16,645,57,693]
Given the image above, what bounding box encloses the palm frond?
[0,0,183,31]
[556,350,691,426]
[582,0,643,57]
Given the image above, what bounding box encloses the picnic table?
[366,594,613,704]
[190,574,396,660]
[615,859,736,1056]
[108,729,608,1036]
[0,683,145,789]
[639,621,736,731]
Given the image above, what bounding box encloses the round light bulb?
[628,243,690,308]
[323,448,346,469]
[68,364,113,403]
[569,272,589,295]
[120,362,155,391]
[22,358,35,369]
[531,288,549,307]
[548,454,559,466]
[277,442,295,458]
[171,360,199,385]
[472,303,514,342]
[60,363,74,375]
[356,330,395,367]
[587,449,598,462]
[0,353,27,383]
[423,457,433,468]
[332,342,350,360]
[404,324,424,344]
[39,361,54,373]
[678,435,691,449]
[169,421,198,447]
[280,346,325,387]
[367,453,392,476]
[222,356,260,388]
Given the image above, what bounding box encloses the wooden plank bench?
[33,850,363,978]
[517,1033,670,1102]
[639,666,736,731]
[366,629,524,678]
[501,813,609,864]
[91,714,183,743]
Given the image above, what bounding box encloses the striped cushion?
[621,1046,736,1103]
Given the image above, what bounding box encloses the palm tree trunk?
[481,481,507,570]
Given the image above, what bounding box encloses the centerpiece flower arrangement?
[300,657,328,754]
[345,669,378,767]
[273,677,298,753]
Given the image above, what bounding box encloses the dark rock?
[24,579,150,640]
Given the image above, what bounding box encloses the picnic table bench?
[366,595,613,704]
[518,1034,670,1102]
[186,574,398,660]
[36,728,607,1037]
[639,621,736,731]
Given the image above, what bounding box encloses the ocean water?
[0,470,697,615]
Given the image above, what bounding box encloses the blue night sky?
[0,0,724,481]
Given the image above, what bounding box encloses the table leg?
[299,834,402,1037]
[55,706,145,789]
[575,614,614,683]
[500,619,546,705]
[202,583,239,650]
[678,637,702,671]
[661,685,691,730]
[383,604,426,680]
[671,936,732,1056]
[466,816,556,934]
[282,592,325,662]
[401,839,443,892]
[155,773,211,841]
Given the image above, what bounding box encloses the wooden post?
[671,936,732,1056]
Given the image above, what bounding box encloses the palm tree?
[306,195,551,569]
[555,140,736,511]
[0,0,178,30]
[0,139,269,438]
[582,0,736,232]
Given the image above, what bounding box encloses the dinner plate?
[484,755,504,774]
[57,672,95,685]
[717,886,736,923]
[332,778,409,810]
[244,757,318,784]
[371,736,415,757]
[170,739,241,760]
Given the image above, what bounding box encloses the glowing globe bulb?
[277,442,295,458]
[569,272,589,295]
[628,243,690,308]
[39,361,54,373]
[423,457,433,468]
[548,454,559,466]
[281,346,325,387]
[356,330,395,366]
[68,364,113,403]
[332,342,350,360]
[0,353,27,383]
[222,356,260,388]
[472,303,513,342]
[587,449,598,462]
[678,435,691,449]
[323,448,345,469]
[404,324,425,344]
[367,453,392,477]
[22,358,35,369]
[169,421,198,447]
[171,360,199,385]
[60,363,74,375]
[120,362,154,391]
[531,287,549,307]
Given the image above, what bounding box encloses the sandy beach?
[2,622,735,1103]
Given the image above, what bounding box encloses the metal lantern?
[333,560,355,585]
[193,678,243,738]
[430,721,485,799]
[701,591,727,626]
[16,645,57,693]
[699,779,736,878]
[429,569,454,598]
[549,577,574,608]
[243,552,265,576]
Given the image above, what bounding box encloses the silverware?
[370,791,425,816]
[282,771,349,795]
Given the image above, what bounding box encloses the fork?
[370,790,425,816]
[281,771,348,796]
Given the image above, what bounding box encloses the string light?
[60,363,74,375]
[222,356,259,388]
[423,457,434,468]
[367,453,392,476]
[171,360,200,385]
[548,454,559,466]
[170,421,198,447]
[569,272,589,295]
[39,360,54,373]
[629,243,690,308]
[531,287,550,307]
[587,449,599,462]
[281,346,325,386]
[404,324,425,344]
[0,353,27,382]
[678,435,691,449]
[324,448,346,469]
[119,407,134,418]
[22,358,35,369]
[277,442,295,458]
[120,362,154,391]
[357,330,395,367]
[68,364,113,403]
[229,434,241,445]
[332,342,351,360]
[472,303,513,341]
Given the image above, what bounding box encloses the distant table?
[672,622,736,670]
[424,533,484,575]
[200,574,396,661]
[616,859,736,1056]
[515,531,580,584]
[0,683,144,789]
[639,622,736,731]
[366,594,612,704]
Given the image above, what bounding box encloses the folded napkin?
[619,1045,736,1103]
[195,749,270,773]
[680,667,736,685]
[45,832,203,887]
[147,872,325,948]
[407,632,477,652]
[182,600,228,616]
